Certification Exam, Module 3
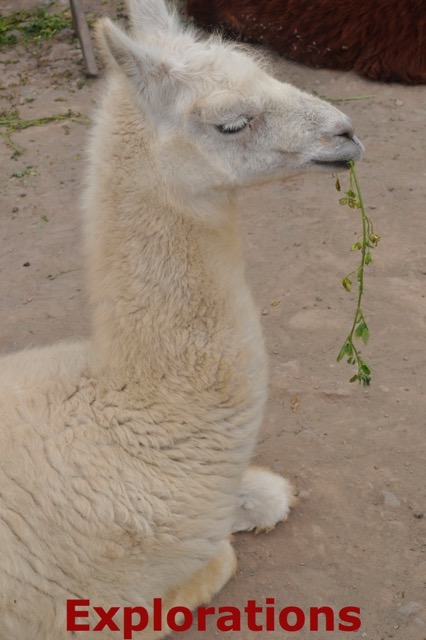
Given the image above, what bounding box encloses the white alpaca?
[0,1,363,638]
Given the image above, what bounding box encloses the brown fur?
[186,0,426,84]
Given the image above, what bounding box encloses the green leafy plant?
[0,107,89,155]
[336,161,380,386]
[0,5,71,46]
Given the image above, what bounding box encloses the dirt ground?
[1,1,425,639]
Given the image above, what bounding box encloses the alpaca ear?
[96,18,182,122]
[126,0,179,36]
[97,18,158,79]
[98,18,173,84]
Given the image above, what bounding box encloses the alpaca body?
[0,81,267,637]
[0,1,363,637]
[0,162,266,639]
[0,337,264,638]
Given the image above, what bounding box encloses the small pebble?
[298,490,310,499]
[397,602,423,617]
[413,512,424,519]
[23,262,30,267]
[381,491,400,507]
[12,207,19,213]
[395,98,404,106]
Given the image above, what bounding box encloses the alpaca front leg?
[233,466,297,534]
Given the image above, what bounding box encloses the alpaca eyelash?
[216,117,251,134]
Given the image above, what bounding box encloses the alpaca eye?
[217,117,251,134]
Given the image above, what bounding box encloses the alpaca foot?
[165,539,237,611]
[233,466,297,533]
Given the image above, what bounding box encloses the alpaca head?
[97,0,363,202]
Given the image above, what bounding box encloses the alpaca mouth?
[311,134,364,171]
[312,159,352,171]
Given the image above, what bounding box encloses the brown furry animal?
[186,0,426,84]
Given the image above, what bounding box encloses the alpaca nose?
[330,114,365,159]
[312,113,364,168]
[333,115,355,140]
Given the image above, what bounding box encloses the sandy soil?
[1,2,425,639]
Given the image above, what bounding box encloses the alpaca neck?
[84,81,264,394]
[85,182,249,386]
